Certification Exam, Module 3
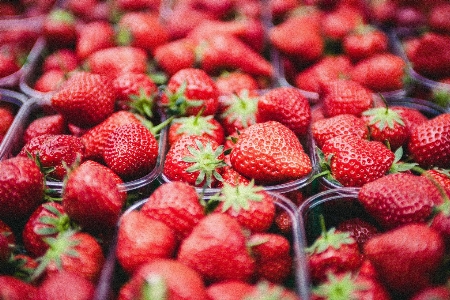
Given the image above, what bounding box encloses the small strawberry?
[42,49,78,74]
[364,223,445,297]
[343,25,388,62]
[23,114,67,145]
[215,71,260,96]
[50,71,117,128]
[0,48,20,78]
[34,70,67,93]
[153,38,197,76]
[75,21,115,60]
[168,114,225,145]
[217,166,251,187]
[0,105,14,138]
[230,121,312,185]
[390,105,428,135]
[336,218,379,250]
[244,281,300,300]
[177,213,256,283]
[43,9,77,48]
[116,210,177,274]
[358,172,442,229]
[320,4,363,42]
[35,271,95,300]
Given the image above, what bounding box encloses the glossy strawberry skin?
[113,72,157,104]
[336,218,379,250]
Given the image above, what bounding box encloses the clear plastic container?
[0,98,167,196]
[94,190,310,300]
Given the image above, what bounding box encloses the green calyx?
[140,274,168,300]
[244,281,293,300]
[163,81,203,117]
[362,106,405,131]
[388,147,418,173]
[49,9,75,24]
[211,180,264,214]
[174,114,218,137]
[115,26,133,46]
[432,88,450,108]
[34,204,76,236]
[182,140,227,188]
[128,87,156,119]
[313,272,368,300]
[306,227,354,254]
[220,90,259,128]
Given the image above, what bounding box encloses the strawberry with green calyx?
[215,71,260,96]
[42,49,78,74]
[207,280,255,300]
[209,181,276,233]
[43,9,77,48]
[163,135,227,188]
[244,281,300,300]
[217,165,250,187]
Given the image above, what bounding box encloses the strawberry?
[62,160,127,235]
[390,105,427,135]
[23,114,67,145]
[103,122,159,180]
[408,113,450,169]
[160,68,220,116]
[215,71,260,96]
[244,281,300,300]
[35,271,95,300]
[18,134,85,181]
[117,259,209,300]
[50,71,117,128]
[116,11,169,54]
[343,25,388,62]
[85,46,148,78]
[169,114,225,146]
[0,48,20,78]
[207,280,254,300]
[321,79,373,118]
[320,4,363,41]
[363,223,445,297]
[0,219,15,245]
[217,166,251,187]
[75,21,115,60]
[311,114,369,149]
[114,0,161,11]
[43,9,77,48]
[410,285,450,300]
[230,121,312,185]
[34,70,67,93]
[358,172,442,229]
[321,135,395,187]
[350,53,406,92]
[248,233,293,283]
[162,135,227,188]
[185,0,234,18]
[0,105,14,138]
[306,227,363,284]
[32,230,105,283]
[0,156,45,225]
[153,38,197,76]
[42,49,78,74]
[336,218,379,250]
[257,87,311,137]
[428,3,450,35]
[177,213,256,283]
[22,202,72,258]
[0,276,37,299]
[116,210,176,274]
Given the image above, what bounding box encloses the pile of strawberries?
[0,0,450,299]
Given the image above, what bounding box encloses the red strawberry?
[408,113,450,169]
[321,135,395,187]
[207,280,254,300]
[18,134,85,181]
[103,122,159,180]
[23,114,67,144]
[321,79,373,118]
[116,11,169,54]
[0,156,44,224]
[116,210,176,274]
[244,281,300,300]
[34,70,67,93]
[168,114,225,145]
[50,71,117,128]
[213,181,276,232]
[230,121,312,185]
[320,4,363,41]
[178,213,256,283]
[257,87,311,137]
[217,166,251,187]
[410,285,450,300]
[22,202,72,258]
[0,276,37,299]
[215,71,260,96]
[162,135,227,188]
[343,25,388,62]
[42,49,78,74]
[36,271,95,300]
[336,218,379,250]
[248,233,293,283]
[306,227,363,284]
[351,53,406,92]
[75,21,115,60]
[0,48,20,78]
[184,0,234,18]
[390,105,427,135]
[160,68,220,116]
[140,181,205,241]
[114,0,161,11]
[0,219,15,245]
[43,9,77,48]
[153,38,197,76]
[118,259,209,300]
[311,114,368,149]
[363,223,445,297]
[62,160,127,235]
[428,3,450,35]
[358,172,442,229]
[0,105,14,138]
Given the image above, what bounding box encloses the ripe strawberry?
[321,79,373,118]
[0,276,37,299]
[212,181,276,232]
[163,135,227,188]
[160,68,220,116]
[118,259,209,300]
[114,0,161,11]
[85,46,148,78]
[153,38,197,76]
[390,105,427,135]
[358,172,442,229]
[351,53,406,92]
[244,281,300,300]
[217,166,251,187]
[18,134,85,181]
[343,25,388,62]
[32,230,105,283]
[336,218,379,250]
[50,71,117,128]
[215,71,260,96]
[320,4,363,41]
[185,0,234,18]
[0,49,20,78]
[0,105,14,138]
[363,223,445,297]
[230,121,312,185]
[169,114,224,146]
[34,70,67,93]
[257,87,311,137]
[36,271,95,300]
[408,113,450,168]
[306,227,363,284]
[42,49,78,74]
[207,280,254,300]
[103,122,159,180]
[248,233,293,283]
[75,21,115,60]
[62,160,127,235]
[312,114,368,148]
[0,156,44,224]
[116,210,176,274]
[116,11,169,54]
[43,9,77,48]
[178,213,256,283]
[22,202,72,258]
[428,3,450,35]
[23,114,67,145]
[410,285,450,300]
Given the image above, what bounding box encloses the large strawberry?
[116,210,176,274]
[177,213,256,283]
[358,172,442,229]
[50,71,117,129]
[363,223,445,297]
[35,271,95,300]
[230,121,312,185]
